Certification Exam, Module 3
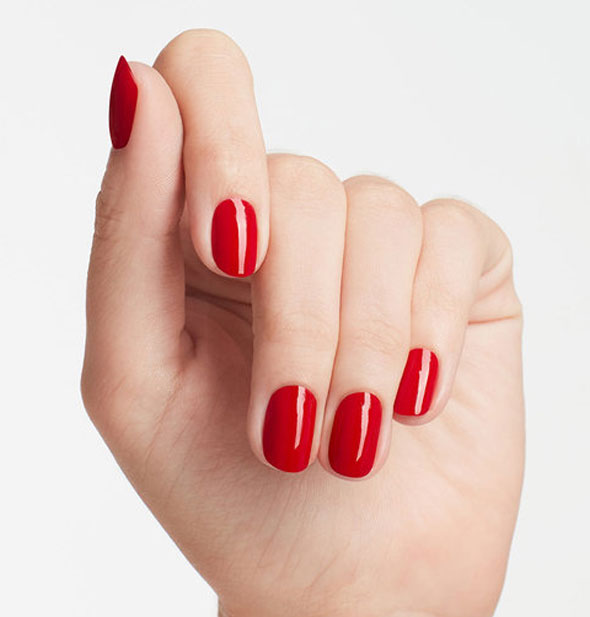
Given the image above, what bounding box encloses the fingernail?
[263,385,316,472]
[394,348,439,416]
[211,198,258,277]
[329,392,382,478]
[109,56,138,149]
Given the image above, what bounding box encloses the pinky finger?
[394,198,518,425]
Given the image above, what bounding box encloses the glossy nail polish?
[211,198,258,277]
[263,385,316,472]
[394,348,439,416]
[328,392,382,478]
[109,56,138,149]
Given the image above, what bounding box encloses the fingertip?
[107,57,183,160]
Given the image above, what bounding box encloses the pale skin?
[81,29,525,617]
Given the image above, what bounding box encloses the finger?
[82,58,186,422]
[393,198,518,425]
[154,29,268,278]
[318,176,422,479]
[247,155,346,473]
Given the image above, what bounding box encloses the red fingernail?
[329,392,382,478]
[263,385,316,472]
[394,348,439,416]
[211,198,258,277]
[109,56,138,149]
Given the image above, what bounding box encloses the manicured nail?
[263,385,316,472]
[211,198,258,277]
[328,392,382,478]
[109,56,138,149]
[394,348,439,416]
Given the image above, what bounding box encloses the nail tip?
[266,458,310,473]
[108,54,138,149]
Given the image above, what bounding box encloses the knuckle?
[345,174,417,205]
[93,164,180,242]
[343,316,409,359]
[157,28,251,77]
[422,197,514,265]
[191,132,259,179]
[258,307,339,352]
[93,189,123,242]
[344,174,420,224]
[164,28,243,57]
[268,154,344,204]
[92,157,129,241]
[422,198,480,231]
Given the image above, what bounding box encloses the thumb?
[82,57,186,426]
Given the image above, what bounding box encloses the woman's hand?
[82,30,524,617]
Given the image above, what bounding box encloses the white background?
[1,1,588,615]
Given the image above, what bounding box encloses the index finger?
[154,29,269,278]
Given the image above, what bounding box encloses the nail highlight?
[329,392,382,478]
[263,385,316,472]
[109,56,138,149]
[394,348,439,416]
[211,198,258,277]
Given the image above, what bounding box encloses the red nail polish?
[328,392,382,478]
[394,348,439,416]
[109,56,138,149]
[263,385,316,472]
[211,198,258,277]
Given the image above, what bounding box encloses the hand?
[82,30,524,617]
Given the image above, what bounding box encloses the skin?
[81,29,525,617]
